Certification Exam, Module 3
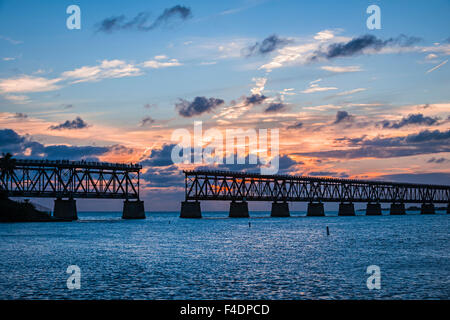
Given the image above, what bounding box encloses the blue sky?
[0,0,449,210]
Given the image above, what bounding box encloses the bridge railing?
[1,159,141,199]
[184,170,450,203]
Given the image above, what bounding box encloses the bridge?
[0,159,145,220]
[180,170,450,218]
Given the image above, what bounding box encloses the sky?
[0,0,449,211]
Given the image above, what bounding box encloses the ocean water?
[0,211,448,300]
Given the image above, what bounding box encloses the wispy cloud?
[426,59,448,73]
[62,60,142,83]
[301,79,337,93]
[49,117,89,130]
[0,35,23,45]
[96,5,192,33]
[335,88,367,96]
[321,65,363,73]
[142,57,182,69]
[0,75,62,94]
[242,34,292,57]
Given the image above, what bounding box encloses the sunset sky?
[0,0,449,210]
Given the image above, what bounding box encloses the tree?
[0,153,16,194]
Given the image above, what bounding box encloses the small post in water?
[326,226,330,236]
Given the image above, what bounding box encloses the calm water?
[0,211,448,300]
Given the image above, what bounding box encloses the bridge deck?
[184,170,450,203]
[1,159,141,199]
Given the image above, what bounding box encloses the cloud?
[264,102,287,113]
[321,65,363,73]
[426,59,448,73]
[333,111,354,124]
[49,117,89,130]
[141,165,184,188]
[425,53,438,60]
[0,35,23,45]
[314,30,335,41]
[0,75,61,94]
[296,129,450,159]
[244,94,267,106]
[140,116,155,127]
[427,157,448,164]
[308,171,349,178]
[0,128,109,160]
[176,96,225,117]
[142,58,182,69]
[96,5,192,33]
[333,88,366,97]
[140,144,175,167]
[61,59,142,83]
[259,33,427,71]
[197,154,300,175]
[302,86,337,94]
[311,34,421,61]
[301,79,337,94]
[377,173,450,186]
[287,121,303,130]
[378,113,440,129]
[242,34,292,57]
[13,112,27,119]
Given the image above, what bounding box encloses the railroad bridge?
[0,159,145,220]
[181,170,450,218]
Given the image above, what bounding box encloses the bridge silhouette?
[180,170,450,218]
[1,158,449,220]
[0,159,144,220]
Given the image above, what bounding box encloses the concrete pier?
[53,198,77,220]
[271,202,290,217]
[229,201,249,218]
[447,204,450,214]
[338,203,355,216]
[307,202,325,216]
[180,201,202,218]
[122,200,145,219]
[420,203,435,215]
[390,203,406,215]
[366,203,382,215]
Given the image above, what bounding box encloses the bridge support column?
[338,202,355,216]
[421,203,435,215]
[122,200,145,219]
[447,204,450,214]
[180,201,202,218]
[366,203,382,215]
[307,202,325,216]
[390,203,405,215]
[271,202,290,217]
[53,198,77,221]
[229,201,249,218]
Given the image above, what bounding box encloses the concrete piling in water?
[420,203,435,215]
[366,202,382,216]
[306,202,325,216]
[326,226,330,236]
[180,201,202,218]
[447,204,450,214]
[338,202,355,216]
[53,198,78,220]
[229,201,249,218]
[122,200,146,219]
[271,202,290,217]
[390,203,406,215]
